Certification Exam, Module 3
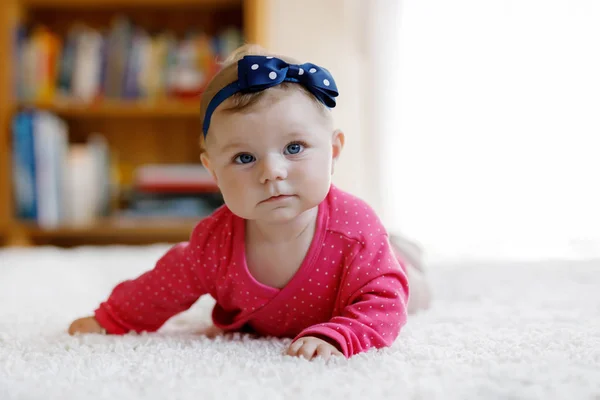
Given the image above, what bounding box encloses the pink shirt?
[94,185,409,357]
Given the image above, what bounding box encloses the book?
[15,18,244,103]
[11,111,114,227]
[133,164,218,194]
[11,111,37,220]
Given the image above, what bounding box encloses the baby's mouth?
[262,194,293,203]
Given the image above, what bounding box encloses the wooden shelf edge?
[19,0,242,9]
[17,99,202,118]
[18,218,200,239]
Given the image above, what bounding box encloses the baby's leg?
[389,234,432,314]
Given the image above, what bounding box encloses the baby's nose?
[260,155,288,183]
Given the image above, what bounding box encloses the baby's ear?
[331,129,345,173]
[200,152,218,183]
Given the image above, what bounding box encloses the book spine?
[11,112,38,220]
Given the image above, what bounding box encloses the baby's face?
[202,89,339,223]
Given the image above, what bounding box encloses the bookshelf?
[0,0,267,247]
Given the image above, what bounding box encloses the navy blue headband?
[202,55,339,137]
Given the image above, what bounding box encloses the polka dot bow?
[202,55,339,137]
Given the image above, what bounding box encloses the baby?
[68,44,431,360]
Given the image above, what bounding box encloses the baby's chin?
[231,201,318,225]
[241,207,307,224]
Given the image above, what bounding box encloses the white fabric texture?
[1,245,599,399]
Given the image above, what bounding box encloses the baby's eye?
[234,153,255,164]
[285,142,304,155]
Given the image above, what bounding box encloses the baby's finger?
[298,341,319,360]
[315,344,332,360]
[203,325,224,338]
[286,339,305,356]
[67,321,80,335]
[330,346,343,357]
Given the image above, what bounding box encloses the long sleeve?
[94,224,213,334]
[294,235,409,357]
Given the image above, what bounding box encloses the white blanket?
[1,245,598,400]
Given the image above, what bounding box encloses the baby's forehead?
[221,84,313,110]
[208,113,330,152]
[212,118,324,144]
[218,88,329,123]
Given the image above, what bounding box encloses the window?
[384,0,600,261]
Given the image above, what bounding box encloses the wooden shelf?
[18,99,202,118]
[18,217,199,241]
[0,0,265,247]
[19,0,241,9]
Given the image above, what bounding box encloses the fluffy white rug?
[0,245,599,400]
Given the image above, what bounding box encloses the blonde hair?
[199,44,331,153]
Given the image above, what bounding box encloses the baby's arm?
[290,235,409,358]
[69,224,213,335]
[95,242,207,334]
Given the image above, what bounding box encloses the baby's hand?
[286,336,343,361]
[195,324,224,338]
[68,316,105,335]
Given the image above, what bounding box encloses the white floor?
[1,245,599,400]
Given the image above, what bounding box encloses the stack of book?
[12,111,223,227]
[14,16,243,103]
[11,111,113,228]
[121,164,223,219]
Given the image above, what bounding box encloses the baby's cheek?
[302,164,331,195]
[221,177,253,211]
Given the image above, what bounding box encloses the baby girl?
[68,44,431,360]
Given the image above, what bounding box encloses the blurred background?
[0,0,598,263]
